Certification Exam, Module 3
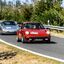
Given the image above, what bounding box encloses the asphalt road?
[0,35,64,60]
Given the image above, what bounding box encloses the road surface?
[0,35,64,60]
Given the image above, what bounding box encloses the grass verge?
[51,30,64,38]
[0,42,64,64]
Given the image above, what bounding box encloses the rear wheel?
[48,39,50,43]
[44,38,50,43]
[47,38,50,43]
[21,37,26,43]
[17,37,21,42]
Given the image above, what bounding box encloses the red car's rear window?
[23,23,44,29]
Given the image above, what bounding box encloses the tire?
[47,38,51,43]
[44,38,50,43]
[21,37,26,43]
[17,37,21,42]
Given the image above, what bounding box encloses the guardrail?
[44,25,64,31]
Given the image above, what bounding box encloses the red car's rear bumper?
[25,35,51,42]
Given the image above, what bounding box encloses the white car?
[0,20,20,34]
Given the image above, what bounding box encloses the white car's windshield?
[2,21,16,26]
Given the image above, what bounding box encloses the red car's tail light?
[46,31,50,34]
[25,31,30,35]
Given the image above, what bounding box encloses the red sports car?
[16,22,51,43]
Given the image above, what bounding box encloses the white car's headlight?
[46,31,50,34]
[25,31,30,35]
[2,28,7,31]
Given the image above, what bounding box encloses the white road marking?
[0,39,64,63]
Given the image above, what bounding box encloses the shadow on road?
[21,41,56,44]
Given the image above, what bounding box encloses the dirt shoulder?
[51,31,64,38]
[0,42,63,64]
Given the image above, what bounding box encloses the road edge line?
[0,39,64,63]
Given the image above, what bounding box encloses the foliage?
[31,0,63,26]
[0,0,64,26]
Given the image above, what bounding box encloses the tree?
[16,0,21,7]
[8,1,13,6]
[3,0,6,6]
[0,0,3,19]
[21,4,33,21]
[31,0,63,26]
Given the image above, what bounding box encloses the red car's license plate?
[35,39,43,41]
